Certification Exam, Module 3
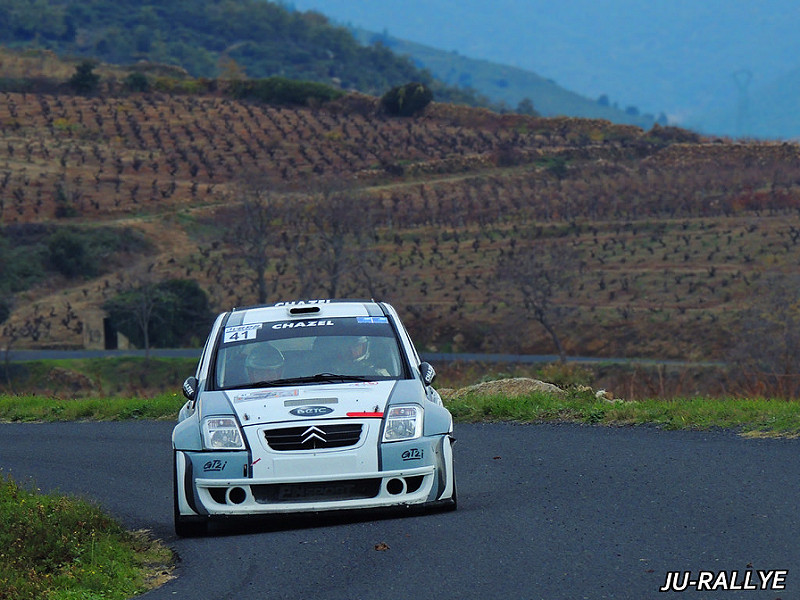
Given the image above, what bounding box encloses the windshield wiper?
[225,373,372,390]
[309,373,372,383]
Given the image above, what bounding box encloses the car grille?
[252,478,382,503]
[264,423,363,451]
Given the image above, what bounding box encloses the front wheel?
[174,512,208,537]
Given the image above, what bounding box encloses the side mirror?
[419,362,436,386]
[182,376,198,401]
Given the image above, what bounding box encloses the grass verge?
[0,474,172,600]
[442,388,800,437]
[0,392,185,422]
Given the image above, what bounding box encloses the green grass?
[0,474,172,600]
[442,388,800,437]
[0,393,186,423]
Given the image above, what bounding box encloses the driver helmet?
[245,344,284,381]
[346,336,369,362]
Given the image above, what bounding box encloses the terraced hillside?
[2,86,800,367]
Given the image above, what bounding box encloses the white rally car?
[173,300,456,536]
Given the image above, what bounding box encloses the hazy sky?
[287,0,800,126]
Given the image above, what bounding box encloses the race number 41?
[224,324,262,343]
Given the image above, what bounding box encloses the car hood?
[223,381,398,426]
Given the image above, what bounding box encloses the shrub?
[380,82,433,117]
[68,60,100,95]
[53,184,78,218]
[47,229,96,278]
[227,77,344,106]
[47,226,151,279]
[123,71,150,92]
[0,226,48,292]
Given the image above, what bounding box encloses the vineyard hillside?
[2,69,800,378]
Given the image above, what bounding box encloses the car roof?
[224,300,388,327]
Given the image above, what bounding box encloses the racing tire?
[174,512,209,537]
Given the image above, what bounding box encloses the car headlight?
[382,405,423,442]
[202,417,245,450]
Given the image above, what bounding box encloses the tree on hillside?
[68,60,100,95]
[290,179,378,298]
[104,276,212,358]
[233,183,287,304]
[516,97,538,116]
[381,82,433,117]
[213,177,384,304]
[157,278,214,345]
[104,276,162,360]
[348,243,393,300]
[493,241,581,363]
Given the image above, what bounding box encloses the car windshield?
[214,316,407,389]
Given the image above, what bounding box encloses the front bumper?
[189,465,436,515]
[175,432,454,517]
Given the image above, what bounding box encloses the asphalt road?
[0,421,797,600]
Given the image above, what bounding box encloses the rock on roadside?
[438,377,565,401]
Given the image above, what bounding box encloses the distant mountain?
[0,0,664,129]
[0,0,479,105]
[349,29,659,128]
[288,0,800,139]
[25,0,800,136]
